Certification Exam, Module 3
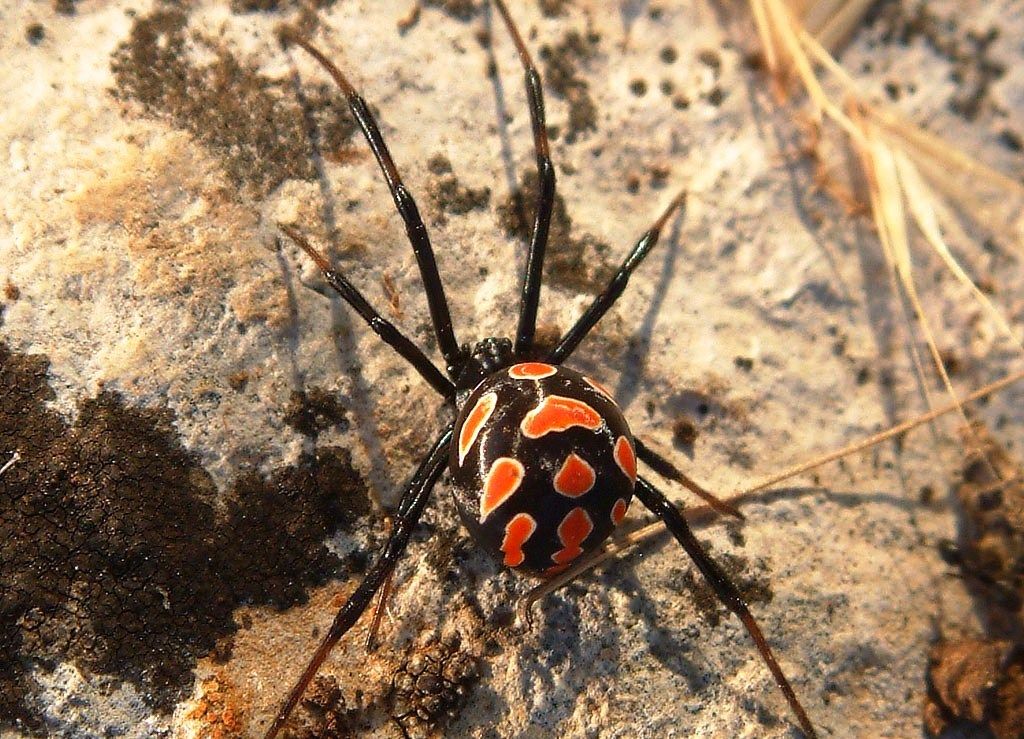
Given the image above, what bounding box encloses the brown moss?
[924,639,1024,739]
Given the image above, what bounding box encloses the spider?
[267,2,816,737]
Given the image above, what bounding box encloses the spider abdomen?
[450,362,635,577]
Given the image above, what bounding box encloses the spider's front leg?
[264,425,454,739]
[491,0,556,357]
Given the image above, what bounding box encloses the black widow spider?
[268,2,816,737]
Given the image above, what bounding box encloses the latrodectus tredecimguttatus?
[267,2,817,737]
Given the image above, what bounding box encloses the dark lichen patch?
[951,422,1024,640]
[25,24,45,45]
[497,170,615,295]
[540,0,571,17]
[0,341,370,730]
[539,31,599,143]
[672,414,698,447]
[675,552,772,629]
[284,387,351,438]
[920,423,1024,738]
[423,0,479,22]
[110,10,358,198]
[874,5,1005,122]
[52,0,76,15]
[629,78,648,97]
[288,675,380,737]
[284,635,479,738]
[391,636,479,738]
[426,155,491,224]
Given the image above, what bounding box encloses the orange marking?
[458,392,497,465]
[553,453,596,497]
[520,396,602,439]
[508,362,557,379]
[543,562,571,578]
[480,457,525,522]
[551,507,594,565]
[584,375,615,400]
[500,513,537,568]
[614,436,637,481]
[611,498,629,525]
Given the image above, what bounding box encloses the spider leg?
[281,31,463,376]
[633,476,817,738]
[634,438,744,519]
[492,0,556,358]
[548,189,686,364]
[264,425,454,739]
[280,226,456,401]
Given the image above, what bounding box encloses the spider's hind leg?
[264,425,454,739]
[634,476,818,738]
[635,438,744,519]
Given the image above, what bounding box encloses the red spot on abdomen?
[458,392,496,465]
[611,498,629,525]
[551,507,594,565]
[553,453,596,497]
[508,362,557,379]
[501,513,537,567]
[520,396,602,439]
[614,436,636,481]
[480,457,525,522]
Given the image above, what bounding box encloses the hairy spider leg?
[491,0,556,358]
[634,477,817,738]
[264,426,454,739]
[280,31,463,376]
[278,225,455,401]
[635,439,744,519]
[548,188,687,364]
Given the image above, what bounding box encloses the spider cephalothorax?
[451,362,635,576]
[267,3,817,737]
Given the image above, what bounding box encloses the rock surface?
[1,0,1023,737]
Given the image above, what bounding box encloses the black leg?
[280,225,456,401]
[264,425,453,739]
[634,477,817,739]
[492,0,556,358]
[548,190,686,364]
[635,438,744,519]
[281,32,463,376]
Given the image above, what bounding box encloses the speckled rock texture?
[2,1,1023,737]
